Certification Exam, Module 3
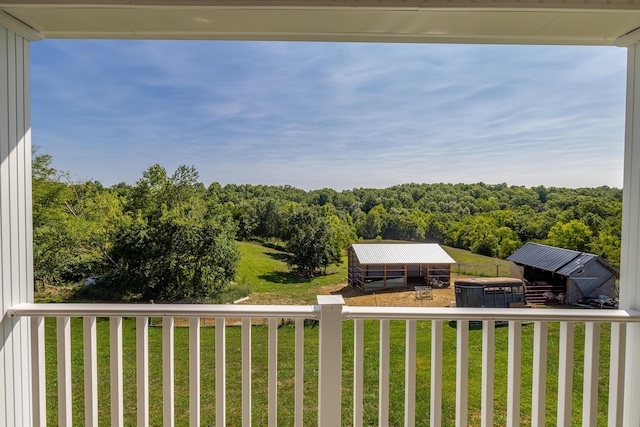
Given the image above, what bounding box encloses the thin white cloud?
[31,41,626,191]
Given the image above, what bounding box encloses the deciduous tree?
[101,165,239,301]
[285,207,341,277]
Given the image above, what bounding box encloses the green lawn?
[44,317,613,426]
[442,246,511,277]
[40,242,613,425]
[230,241,348,304]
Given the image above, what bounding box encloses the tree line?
[218,181,621,262]
[33,151,622,301]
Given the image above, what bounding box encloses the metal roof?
[506,242,597,275]
[556,253,598,276]
[349,243,455,265]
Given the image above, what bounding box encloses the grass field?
[230,241,348,304]
[43,317,613,426]
[442,246,511,277]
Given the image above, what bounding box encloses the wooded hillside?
[33,151,621,299]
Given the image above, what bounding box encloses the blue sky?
[31,40,627,190]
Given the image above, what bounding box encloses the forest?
[33,150,622,301]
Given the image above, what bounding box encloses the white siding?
[0,24,33,426]
[622,41,640,426]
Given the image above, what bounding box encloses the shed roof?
[349,243,455,265]
[506,242,612,276]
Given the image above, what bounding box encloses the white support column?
[354,319,364,427]
[456,320,469,427]
[317,295,345,427]
[379,319,390,427]
[531,321,548,427]
[404,320,416,427]
[137,317,149,427]
[0,23,37,427]
[622,41,640,427]
[110,317,124,427]
[431,320,443,427]
[84,317,98,427]
[481,320,495,427]
[506,321,521,427]
[557,322,574,427]
[609,322,626,427]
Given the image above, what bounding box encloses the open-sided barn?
[507,242,619,305]
[347,243,456,293]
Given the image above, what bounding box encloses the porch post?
[317,295,345,427]
[621,41,640,426]
[0,19,39,426]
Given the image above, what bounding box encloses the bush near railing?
[175,283,252,305]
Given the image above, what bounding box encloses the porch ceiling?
[1,1,640,46]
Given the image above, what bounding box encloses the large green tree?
[32,151,122,287]
[545,219,593,252]
[101,165,239,301]
[32,151,74,286]
[285,207,342,277]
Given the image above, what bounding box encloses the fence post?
[317,295,345,427]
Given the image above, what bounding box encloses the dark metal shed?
[507,242,619,305]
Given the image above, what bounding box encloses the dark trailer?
[454,277,526,308]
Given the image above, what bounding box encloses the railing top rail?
[342,306,640,323]
[7,303,319,319]
[8,303,640,323]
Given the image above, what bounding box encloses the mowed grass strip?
[231,241,348,304]
[442,246,511,277]
[44,317,613,426]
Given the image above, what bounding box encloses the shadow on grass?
[258,270,333,285]
[266,252,291,263]
[258,271,309,285]
[279,318,320,328]
[261,241,288,252]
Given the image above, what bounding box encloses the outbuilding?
[507,242,619,305]
[347,243,456,292]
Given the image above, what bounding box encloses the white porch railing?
[8,299,640,427]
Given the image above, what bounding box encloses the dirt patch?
[236,283,456,308]
[168,282,459,327]
[319,283,456,307]
[232,282,457,316]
